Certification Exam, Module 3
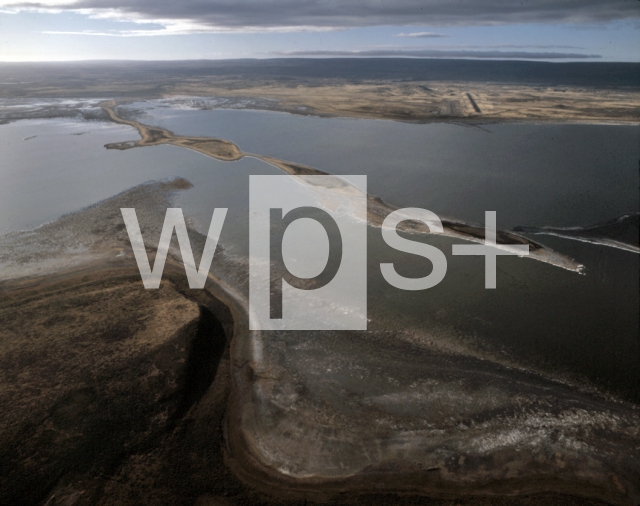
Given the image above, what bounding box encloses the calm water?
[0,118,279,248]
[132,104,639,229]
[0,109,638,401]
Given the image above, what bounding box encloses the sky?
[0,0,638,62]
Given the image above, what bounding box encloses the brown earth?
[171,79,640,124]
[0,261,621,506]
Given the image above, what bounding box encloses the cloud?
[272,49,601,59]
[43,29,186,36]
[1,0,638,33]
[380,43,586,50]
[451,44,585,49]
[396,32,449,38]
[2,0,75,5]
[42,25,340,36]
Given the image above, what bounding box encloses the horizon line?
[1,56,638,64]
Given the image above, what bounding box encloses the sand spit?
[1,180,638,505]
[100,101,584,274]
[101,100,242,161]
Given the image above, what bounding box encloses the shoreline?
[4,256,637,506]
[3,258,634,505]
[2,96,639,127]
[98,100,586,273]
[1,179,638,505]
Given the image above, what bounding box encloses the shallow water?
[1,108,638,402]
[129,103,639,229]
[0,118,279,255]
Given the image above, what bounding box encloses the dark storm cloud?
[272,49,601,59]
[6,0,640,30]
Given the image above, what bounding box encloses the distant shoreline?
[0,59,638,124]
